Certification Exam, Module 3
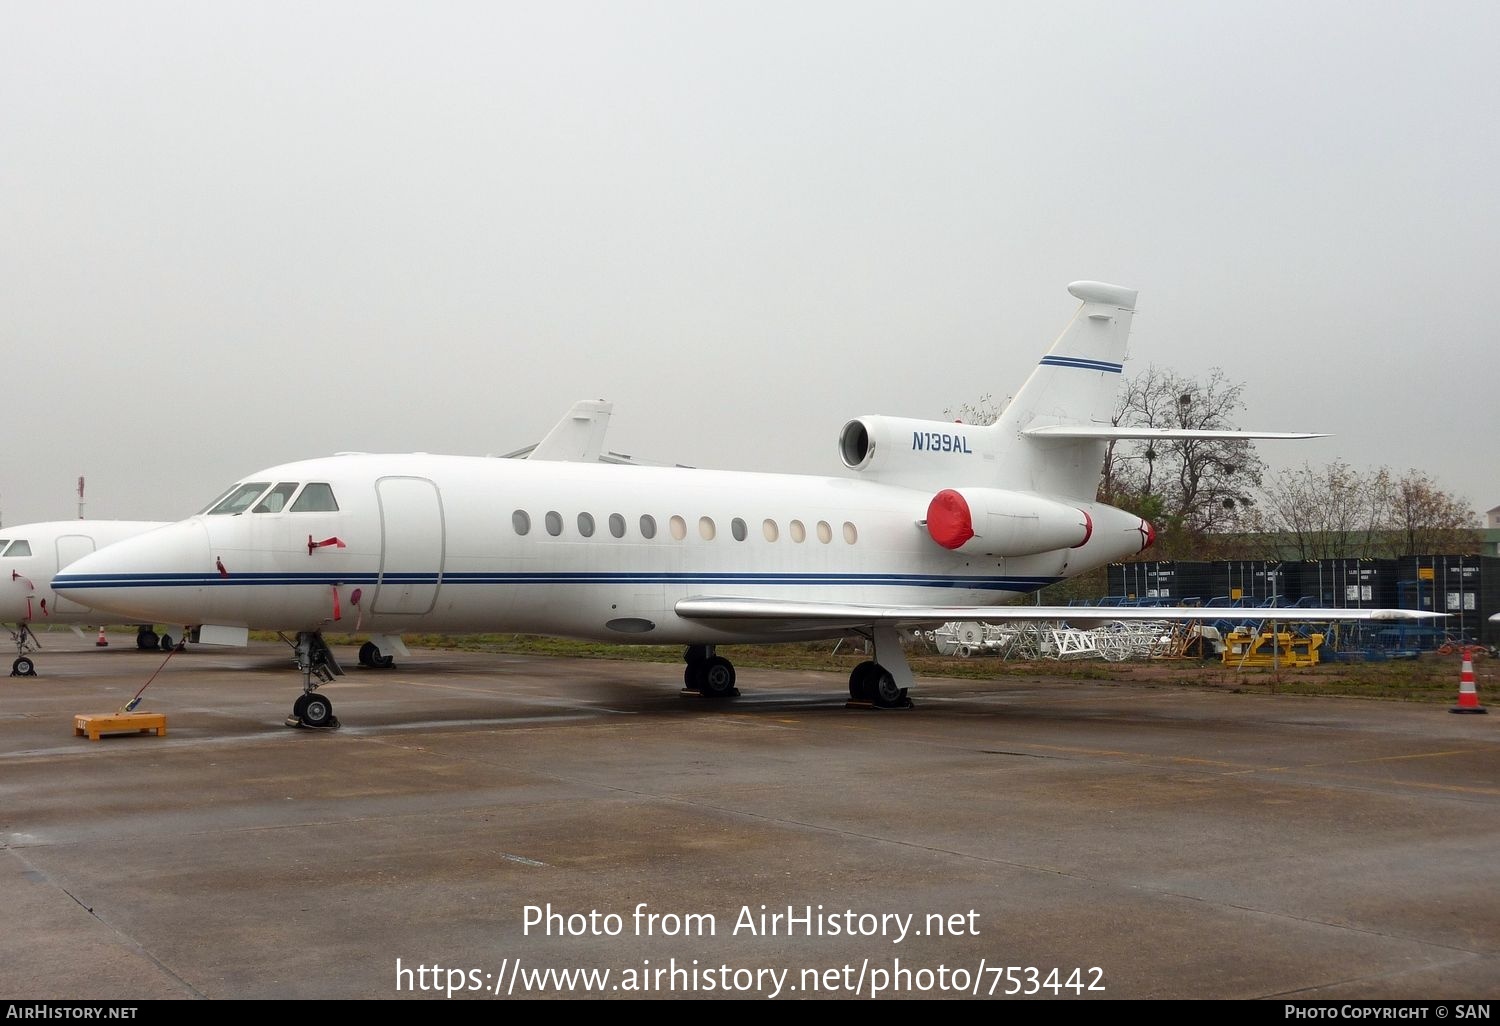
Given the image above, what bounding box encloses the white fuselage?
[1,520,170,626]
[53,453,1148,644]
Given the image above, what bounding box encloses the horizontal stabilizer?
[1022,426,1327,441]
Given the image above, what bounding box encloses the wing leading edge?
[674,596,1443,635]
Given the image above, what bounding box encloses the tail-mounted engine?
[925,488,1092,557]
[839,416,996,488]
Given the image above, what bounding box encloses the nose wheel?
[291,692,338,729]
[9,624,40,676]
[283,631,344,730]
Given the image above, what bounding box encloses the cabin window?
[843,521,858,544]
[699,516,716,540]
[609,513,626,538]
[817,520,832,544]
[669,515,687,540]
[208,482,271,515]
[731,518,747,541]
[2,540,31,557]
[290,482,339,512]
[640,514,657,539]
[545,511,563,537]
[762,519,779,542]
[789,519,806,543]
[578,512,596,538]
[512,510,531,536]
[253,482,299,513]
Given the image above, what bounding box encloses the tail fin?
[987,281,1137,499]
[525,399,613,462]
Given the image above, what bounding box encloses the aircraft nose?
[52,521,210,623]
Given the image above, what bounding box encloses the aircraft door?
[373,477,445,615]
[52,535,97,614]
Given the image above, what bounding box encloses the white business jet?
[0,401,621,678]
[53,282,1437,727]
[2,520,170,675]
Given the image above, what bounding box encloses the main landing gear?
[680,629,916,709]
[357,641,395,669]
[845,625,915,710]
[847,661,908,706]
[135,626,178,652]
[682,644,739,699]
[9,623,38,677]
[283,631,344,730]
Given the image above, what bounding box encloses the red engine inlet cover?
[1072,508,1094,549]
[927,489,975,550]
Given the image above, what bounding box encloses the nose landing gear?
[9,624,39,677]
[283,631,344,730]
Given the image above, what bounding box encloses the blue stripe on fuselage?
[52,571,1060,593]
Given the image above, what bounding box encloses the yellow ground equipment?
[73,712,167,741]
[1221,627,1323,668]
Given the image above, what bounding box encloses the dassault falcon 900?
[53,282,1438,727]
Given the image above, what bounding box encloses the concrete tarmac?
[2,633,1498,1000]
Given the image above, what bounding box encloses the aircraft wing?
[675,597,1442,634]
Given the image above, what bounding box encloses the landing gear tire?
[358,642,394,669]
[871,669,906,708]
[849,660,909,708]
[699,656,737,698]
[301,694,335,729]
[684,664,702,689]
[12,656,35,677]
[849,660,878,701]
[292,693,311,721]
[136,629,159,651]
[159,633,175,652]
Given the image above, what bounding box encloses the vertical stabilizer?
[529,399,614,463]
[987,282,1136,499]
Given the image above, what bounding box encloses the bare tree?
[1105,365,1264,555]
[1372,469,1480,556]
[1254,462,1479,557]
[942,393,1008,427]
[1251,459,1384,558]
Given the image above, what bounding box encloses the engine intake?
[839,416,994,485]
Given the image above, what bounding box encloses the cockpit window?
[253,482,300,513]
[207,482,272,515]
[195,486,238,515]
[290,483,339,512]
[3,540,32,557]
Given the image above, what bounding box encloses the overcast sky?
[3,1,1496,527]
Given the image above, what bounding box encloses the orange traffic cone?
[1451,647,1487,714]
[95,626,108,647]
